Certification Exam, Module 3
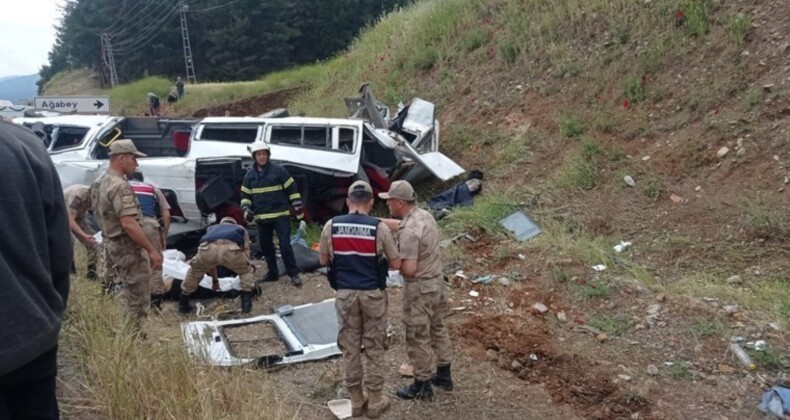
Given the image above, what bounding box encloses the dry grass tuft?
[59,276,302,419]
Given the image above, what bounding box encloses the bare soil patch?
[190,87,304,118]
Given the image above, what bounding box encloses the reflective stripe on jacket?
[240,162,301,221]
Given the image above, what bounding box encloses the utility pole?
[179,0,197,84]
[100,33,120,87]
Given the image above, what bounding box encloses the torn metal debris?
[182,299,341,367]
[499,211,541,241]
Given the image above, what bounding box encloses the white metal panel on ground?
[182,298,341,367]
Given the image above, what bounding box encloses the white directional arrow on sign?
[34,96,111,114]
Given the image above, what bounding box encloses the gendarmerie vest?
[201,223,246,248]
[129,180,160,218]
[331,213,383,290]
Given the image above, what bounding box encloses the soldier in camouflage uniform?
[89,174,114,291]
[319,181,401,418]
[94,140,163,329]
[63,184,97,279]
[380,181,454,401]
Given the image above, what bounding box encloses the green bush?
[727,13,752,47]
[557,157,597,190]
[622,75,646,103]
[580,138,603,160]
[559,114,586,138]
[413,49,439,70]
[461,28,488,53]
[574,277,611,299]
[679,0,710,37]
[588,314,633,336]
[643,180,661,200]
[499,41,519,64]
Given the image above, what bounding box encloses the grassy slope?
[57,0,787,319]
[104,65,327,115]
[285,0,789,319]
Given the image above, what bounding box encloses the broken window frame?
[266,124,358,155]
[49,125,90,152]
[195,123,262,144]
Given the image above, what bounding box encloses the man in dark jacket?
[0,121,72,419]
[241,142,303,287]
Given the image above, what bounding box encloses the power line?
[111,1,180,50]
[186,0,244,13]
[112,4,181,55]
[110,0,177,40]
[109,0,179,40]
[101,0,201,84]
[101,1,149,33]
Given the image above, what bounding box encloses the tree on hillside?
[40,0,412,89]
[200,0,299,80]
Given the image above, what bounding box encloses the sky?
[0,0,65,79]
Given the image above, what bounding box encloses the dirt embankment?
[190,87,304,118]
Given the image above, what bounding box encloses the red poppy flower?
[623,99,630,108]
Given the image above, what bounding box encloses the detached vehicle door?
[392,98,464,182]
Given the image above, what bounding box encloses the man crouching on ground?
[319,181,401,418]
[179,217,256,314]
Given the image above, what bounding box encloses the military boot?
[396,379,433,401]
[366,389,390,418]
[151,293,166,309]
[348,387,366,418]
[86,263,97,280]
[290,274,303,287]
[430,364,454,391]
[241,291,253,314]
[262,271,279,282]
[178,293,193,314]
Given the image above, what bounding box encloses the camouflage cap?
[108,139,146,157]
[348,180,373,198]
[378,180,416,201]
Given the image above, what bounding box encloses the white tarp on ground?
[162,249,241,291]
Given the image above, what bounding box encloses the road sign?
[34,95,111,114]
